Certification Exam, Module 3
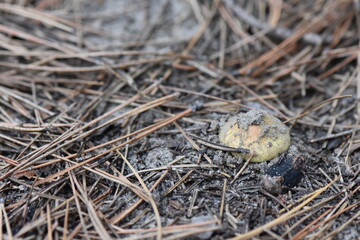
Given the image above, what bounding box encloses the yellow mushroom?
[219,110,290,162]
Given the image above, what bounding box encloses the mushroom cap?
[219,110,290,162]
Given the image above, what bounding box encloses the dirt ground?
[0,0,359,239]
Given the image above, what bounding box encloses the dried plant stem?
[229,176,340,240]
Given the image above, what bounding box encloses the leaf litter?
[0,0,359,239]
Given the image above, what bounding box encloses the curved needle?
[188,133,250,154]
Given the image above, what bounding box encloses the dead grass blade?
[283,95,352,123]
[0,3,73,32]
[1,1,359,239]
[70,171,112,240]
[117,151,162,240]
[110,170,169,224]
[0,200,13,240]
[35,108,192,185]
[228,176,340,240]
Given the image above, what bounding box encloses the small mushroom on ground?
[218,110,305,193]
[219,110,291,162]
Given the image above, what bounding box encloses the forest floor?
[0,0,359,239]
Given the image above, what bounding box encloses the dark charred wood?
[262,156,305,195]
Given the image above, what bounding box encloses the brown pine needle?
[117,151,162,240]
[1,1,359,239]
[283,95,352,123]
[228,176,340,240]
